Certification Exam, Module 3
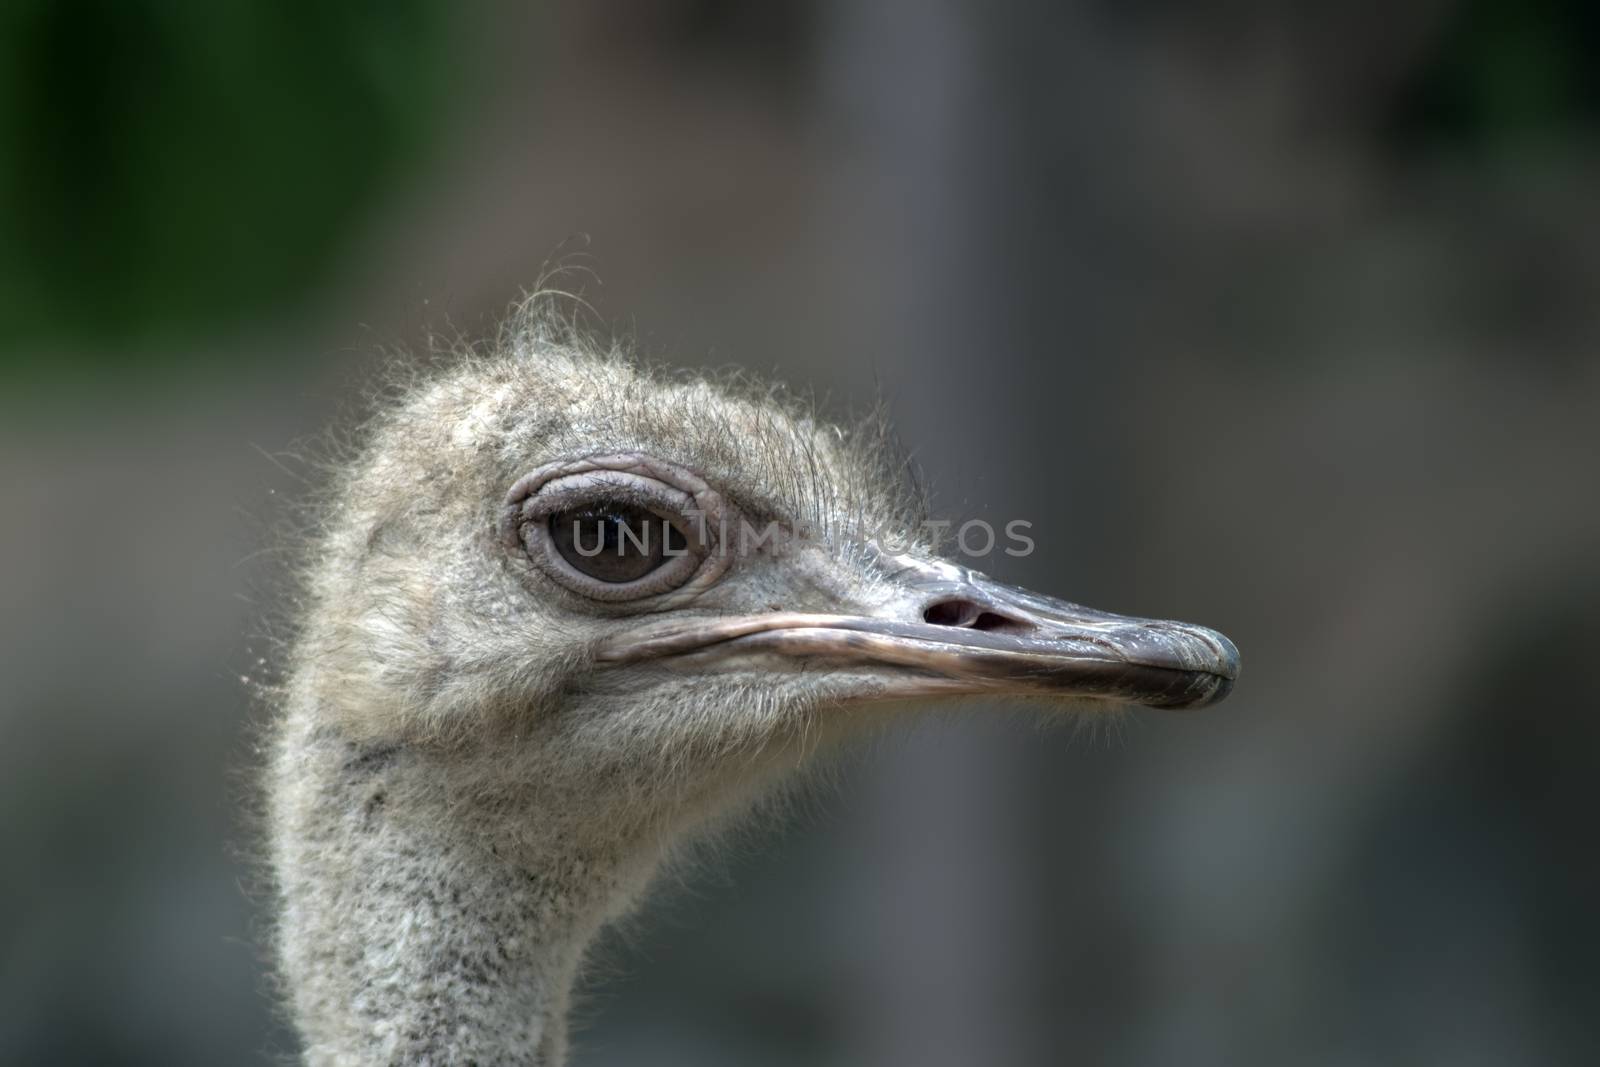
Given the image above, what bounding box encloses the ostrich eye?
[505,458,730,603]
[549,505,689,584]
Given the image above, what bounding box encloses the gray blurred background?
[3,1,1598,1064]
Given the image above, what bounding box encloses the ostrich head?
[267,315,1237,1065]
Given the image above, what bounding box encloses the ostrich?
[266,311,1238,1065]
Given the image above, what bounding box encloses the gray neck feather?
[270,712,665,1066]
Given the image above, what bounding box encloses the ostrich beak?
[599,557,1238,711]
[839,560,1239,709]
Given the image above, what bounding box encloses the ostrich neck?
[271,715,653,1066]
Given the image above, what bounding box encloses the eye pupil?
[548,504,684,584]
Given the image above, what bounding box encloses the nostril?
[922,599,1034,635]
[923,599,981,627]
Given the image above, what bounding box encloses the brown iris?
[548,504,688,584]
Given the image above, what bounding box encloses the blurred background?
[3,1,1597,1063]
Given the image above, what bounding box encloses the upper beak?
[599,558,1239,711]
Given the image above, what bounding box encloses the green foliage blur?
[0,0,450,371]
[1392,0,1600,152]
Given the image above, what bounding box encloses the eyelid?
[521,476,710,559]
[502,454,738,603]
[520,472,686,515]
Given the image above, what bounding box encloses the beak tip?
[1141,623,1238,709]
[1213,629,1241,682]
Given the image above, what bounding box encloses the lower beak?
[600,563,1239,711]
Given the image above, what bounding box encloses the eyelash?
[525,476,667,517]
